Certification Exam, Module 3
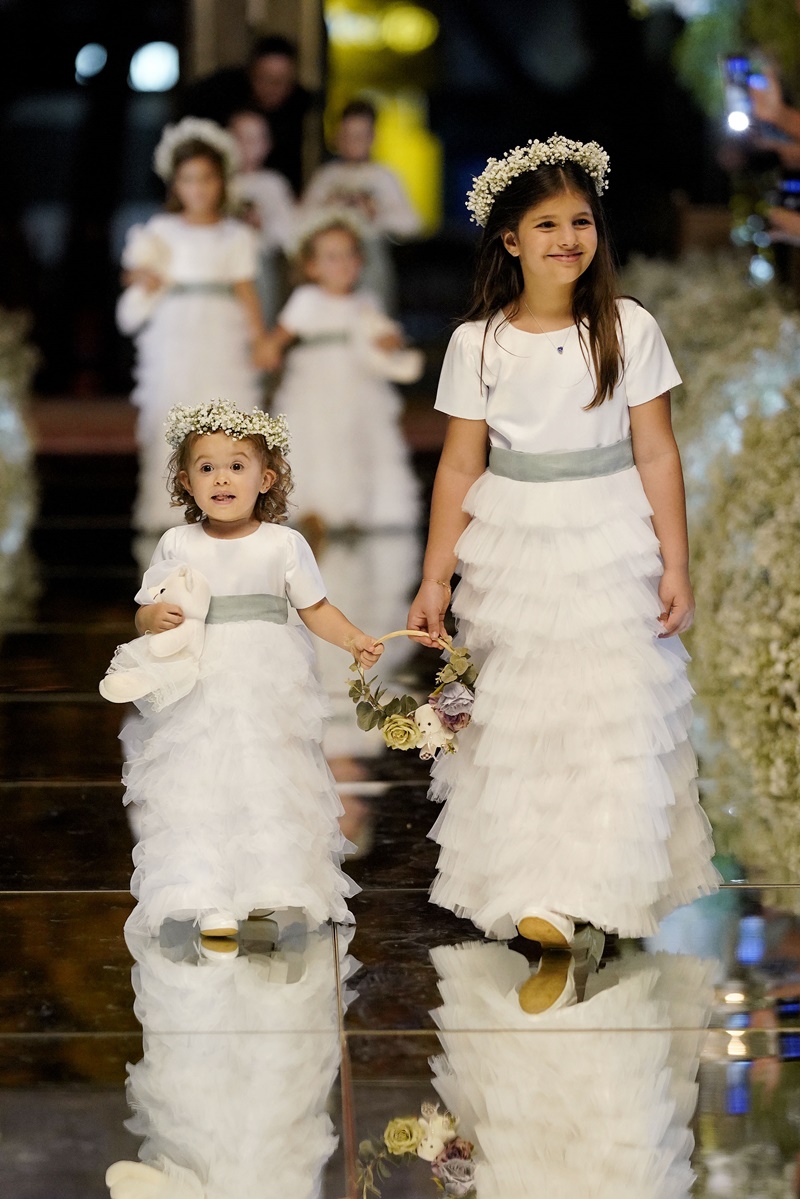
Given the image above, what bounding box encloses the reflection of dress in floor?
[107,915,357,1199]
[271,284,421,530]
[119,213,264,539]
[120,522,358,936]
[429,943,716,1199]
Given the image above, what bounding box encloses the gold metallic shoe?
[518,951,576,1015]
[516,909,575,948]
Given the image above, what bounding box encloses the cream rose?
[381,714,422,751]
[384,1116,424,1156]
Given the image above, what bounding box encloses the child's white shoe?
[199,934,239,962]
[106,1160,203,1198]
[516,909,575,948]
[198,909,238,937]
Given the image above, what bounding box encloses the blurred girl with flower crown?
[116,117,276,568]
[408,134,721,949]
[111,399,383,940]
[260,209,423,541]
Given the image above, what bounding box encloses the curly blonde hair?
[166,432,293,524]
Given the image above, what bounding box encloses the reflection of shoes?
[518,951,576,1015]
[517,909,575,948]
[247,908,275,920]
[199,934,239,961]
[198,909,238,937]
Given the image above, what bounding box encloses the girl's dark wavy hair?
[464,161,622,409]
[164,139,232,213]
[167,433,293,524]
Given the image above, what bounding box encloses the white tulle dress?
[118,213,264,536]
[119,521,359,937]
[109,914,358,1199]
[429,941,716,1199]
[271,283,421,529]
[429,299,720,939]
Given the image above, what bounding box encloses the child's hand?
[373,329,405,352]
[350,633,384,669]
[252,333,284,372]
[407,579,451,648]
[657,568,695,638]
[124,267,164,293]
[140,603,184,635]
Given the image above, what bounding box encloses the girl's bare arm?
[407,416,489,644]
[630,393,694,637]
[297,598,384,667]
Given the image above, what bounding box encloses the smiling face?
[501,187,598,295]
[171,153,226,221]
[178,432,276,536]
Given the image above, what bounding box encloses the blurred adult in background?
[747,61,800,246]
[178,35,319,195]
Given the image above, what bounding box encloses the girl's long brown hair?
[464,161,622,408]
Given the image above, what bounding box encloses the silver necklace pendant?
[557,345,564,354]
[523,297,571,356]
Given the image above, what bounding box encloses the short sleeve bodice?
[124,213,259,285]
[135,523,326,610]
[433,298,682,453]
[277,283,382,337]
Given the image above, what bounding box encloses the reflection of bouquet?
[348,632,478,761]
[357,1102,476,1198]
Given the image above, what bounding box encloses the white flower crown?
[164,400,291,454]
[466,133,611,227]
[286,205,368,259]
[153,116,241,182]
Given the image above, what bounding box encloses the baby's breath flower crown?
[466,132,611,227]
[164,399,291,454]
[153,116,241,182]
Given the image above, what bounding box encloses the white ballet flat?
[518,951,577,1015]
[516,909,575,948]
[198,909,238,937]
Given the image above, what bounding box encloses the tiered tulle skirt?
[429,466,720,939]
[429,941,716,1199]
[121,620,358,935]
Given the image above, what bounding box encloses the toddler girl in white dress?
[108,399,383,939]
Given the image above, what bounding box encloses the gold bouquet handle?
[373,629,452,651]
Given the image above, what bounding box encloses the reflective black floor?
[3,447,800,1198]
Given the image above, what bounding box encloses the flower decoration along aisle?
[348,631,478,760]
[358,1102,476,1197]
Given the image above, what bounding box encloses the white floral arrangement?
[153,116,241,182]
[349,632,478,760]
[358,1103,475,1198]
[618,248,800,905]
[465,132,610,227]
[164,399,291,454]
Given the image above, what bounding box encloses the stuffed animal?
[414,703,456,761]
[99,565,211,711]
[115,223,171,336]
[354,309,425,384]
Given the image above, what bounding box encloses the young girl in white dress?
[115,400,383,939]
[116,118,274,561]
[262,211,422,535]
[408,134,720,948]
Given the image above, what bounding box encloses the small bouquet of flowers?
[357,1102,477,1197]
[348,631,478,761]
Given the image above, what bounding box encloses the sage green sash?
[295,331,350,348]
[489,436,634,483]
[206,594,288,625]
[169,282,236,297]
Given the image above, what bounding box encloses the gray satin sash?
[489,436,634,483]
[206,594,288,625]
[169,282,236,297]
[295,331,350,348]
